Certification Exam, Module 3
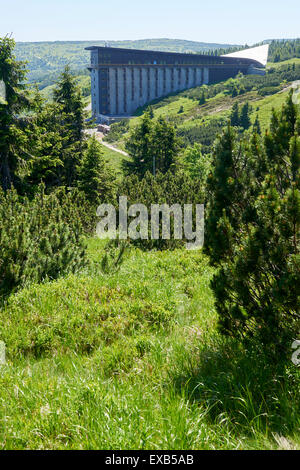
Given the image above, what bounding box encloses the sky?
[1,0,299,45]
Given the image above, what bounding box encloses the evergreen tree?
[147,105,154,118]
[183,143,211,193]
[0,37,30,190]
[77,135,116,204]
[124,113,180,178]
[53,66,87,186]
[205,124,247,264]
[26,96,65,190]
[231,85,239,98]
[230,102,240,127]
[206,94,300,360]
[199,91,206,105]
[253,114,261,135]
[151,117,180,174]
[240,102,252,130]
[124,112,153,177]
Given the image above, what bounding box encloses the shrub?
[0,185,86,296]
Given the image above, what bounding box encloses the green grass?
[100,144,129,179]
[0,238,299,450]
[267,58,300,69]
[251,89,291,130]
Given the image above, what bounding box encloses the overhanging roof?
[221,44,269,67]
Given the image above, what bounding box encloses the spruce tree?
[151,117,180,174]
[124,112,153,177]
[183,143,211,193]
[253,114,261,135]
[53,66,87,186]
[199,91,206,105]
[26,97,65,189]
[230,102,240,127]
[240,102,252,130]
[0,37,30,190]
[124,113,180,178]
[77,135,116,204]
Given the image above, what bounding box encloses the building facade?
[86,46,265,122]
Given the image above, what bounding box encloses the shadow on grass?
[172,339,300,437]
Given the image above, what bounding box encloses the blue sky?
[1,0,299,44]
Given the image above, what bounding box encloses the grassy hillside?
[100,144,130,179]
[0,238,298,450]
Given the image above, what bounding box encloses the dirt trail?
[85,129,128,156]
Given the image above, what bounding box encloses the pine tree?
[147,106,154,118]
[151,117,180,174]
[230,102,240,127]
[253,114,261,135]
[0,185,86,296]
[53,66,87,186]
[206,124,247,264]
[26,96,65,189]
[206,94,300,360]
[240,102,252,130]
[124,113,180,178]
[183,143,211,191]
[77,135,116,204]
[124,112,153,177]
[199,91,206,105]
[0,37,30,190]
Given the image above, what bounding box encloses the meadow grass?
[267,58,300,69]
[0,238,299,450]
[250,89,291,130]
[100,144,129,178]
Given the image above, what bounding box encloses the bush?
[0,185,86,296]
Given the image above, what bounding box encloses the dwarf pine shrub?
[0,185,86,296]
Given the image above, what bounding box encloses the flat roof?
[85,45,263,67]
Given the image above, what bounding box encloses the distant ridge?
[16,38,240,52]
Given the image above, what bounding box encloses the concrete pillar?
[165,68,172,94]
[179,68,185,90]
[173,68,179,91]
[196,68,202,86]
[158,68,164,97]
[190,68,193,87]
[91,69,98,117]
[141,68,148,106]
[117,67,125,115]
[149,68,156,101]
[132,68,140,111]
[125,67,132,115]
[203,67,209,84]
[108,68,116,115]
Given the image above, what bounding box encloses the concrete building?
[86,45,269,122]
